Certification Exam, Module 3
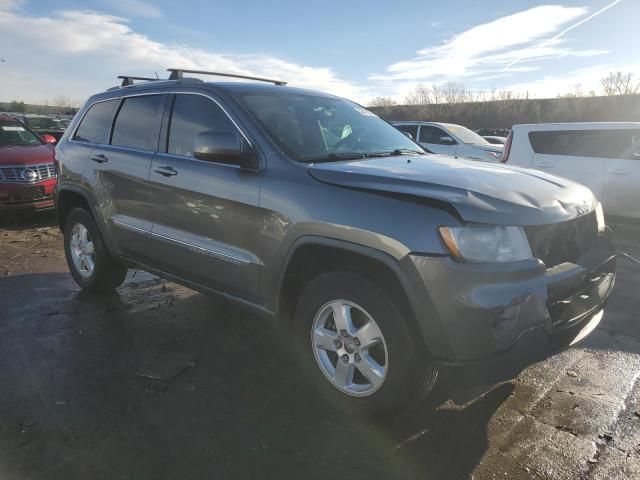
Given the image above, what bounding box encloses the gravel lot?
[0,213,639,479]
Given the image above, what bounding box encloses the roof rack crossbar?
[117,75,160,87]
[167,68,287,86]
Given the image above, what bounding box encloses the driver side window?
[419,126,453,145]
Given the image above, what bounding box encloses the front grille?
[524,212,598,268]
[0,163,56,184]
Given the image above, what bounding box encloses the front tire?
[63,208,127,292]
[293,272,437,416]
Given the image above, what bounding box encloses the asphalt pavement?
[0,213,639,479]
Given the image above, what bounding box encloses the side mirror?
[403,131,413,140]
[194,131,258,170]
[42,134,57,145]
[440,136,456,146]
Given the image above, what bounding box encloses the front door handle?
[154,166,178,177]
[90,154,108,163]
[534,162,554,169]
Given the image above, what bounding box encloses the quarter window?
[168,95,236,157]
[74,99,119,144]
[111,95,165,151]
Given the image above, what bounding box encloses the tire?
[293,272,437,417]
[63,208,127,292]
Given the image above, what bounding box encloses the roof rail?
[118,75,161,87]
[167,68,287,86]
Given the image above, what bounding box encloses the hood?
[0,144,55,166]
[307,154,596,226]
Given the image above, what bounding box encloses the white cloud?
[502,63,640,98]
[0,0,23,11]
[99,0,163,19]
[371,5,600,83]
[0,8,368,103]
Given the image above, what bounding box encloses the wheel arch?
[276,236,432,357]
[56,185,117,255]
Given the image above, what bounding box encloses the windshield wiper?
[307,149,424,163]
[373,148,425,156]
[307,152,368,163]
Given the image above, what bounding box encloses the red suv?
[0,114,57,212]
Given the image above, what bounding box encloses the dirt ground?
[1,212,639,480]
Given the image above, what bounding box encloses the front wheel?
[293,272,437,416]
[63,208,127,292]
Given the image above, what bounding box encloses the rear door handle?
[534,162,554,168]
[90,154,108,163]
[154,166,178,177]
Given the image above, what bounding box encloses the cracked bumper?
[405,229,616,403]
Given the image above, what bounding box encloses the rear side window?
[111,95,165,151]
[396,124,418,139]
[167,94,236,157]
[74,99,119,144]
[529,129,640,160]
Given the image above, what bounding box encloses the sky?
[0,0,638,105]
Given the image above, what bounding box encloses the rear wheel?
[63,208,127,291]
[293,272,437,416]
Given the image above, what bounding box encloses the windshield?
[0,120,43,146]
[445,124,489,145]
[26,116,59,129]
[239,92,424,162]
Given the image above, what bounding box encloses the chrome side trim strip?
[111,218,251,266]
[69,90,252,148]
[112,218,148,234]
[151,232,249,265]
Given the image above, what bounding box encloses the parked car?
[476,127,511,138]
[482,135,507,145]
[502,122,640,220]
[55,70,616,414]
[0,113,57,212]
[22,114,66,141]
[392,121,503,162]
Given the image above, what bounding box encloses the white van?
[392,121,503,162]
[503,123,640,220]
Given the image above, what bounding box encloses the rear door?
[394,124,418,141]
[83,93,166,260]
[147,92,263,302]
[604,129,640,219]
[418,125,458,156]
[528,130,605,201]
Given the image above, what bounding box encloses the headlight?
[439,225,533,263]
[595,202,606,233]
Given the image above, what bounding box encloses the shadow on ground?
[0,272,512,480]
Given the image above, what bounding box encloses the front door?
[604,129,640,219]
[147,93,263,302]
[418,125,458,156]
[529,130,606,202]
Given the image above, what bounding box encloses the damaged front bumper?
[406,228,617,404]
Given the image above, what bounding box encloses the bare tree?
[601,72,639,96]
[404,83,433,105]
[369,96,397,108]
[440,81,470,104]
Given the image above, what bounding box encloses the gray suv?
[55,69,616,415]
